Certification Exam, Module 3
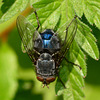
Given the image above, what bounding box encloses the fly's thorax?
[36,53,56,84]
[34,29,61,54]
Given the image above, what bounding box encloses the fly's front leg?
[56,67,66,89]
[56,72,66,89]
[34,10,40,30]
[28,52,36,64]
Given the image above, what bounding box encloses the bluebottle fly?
[16,10,81,88]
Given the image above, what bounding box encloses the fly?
[16,10,81,88]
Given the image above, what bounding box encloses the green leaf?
[76,20,99,60]
[60,0,100,29]
[71,0,84,17]
[0,0,29,23]
[0,0,16,17]
[69,41,87,77]
[94,11,100,29]
[83,0,100,29]
[55,65,69,95]
[32,0,60,8]
[16,0,99,100]
[0,43,18,100]
[55,63,85,99]
[28,0,62,29]
[55,41,86,99]
[0,0,3,17]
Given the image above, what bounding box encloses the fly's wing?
[16,15,40,62]
[56,16,77,63]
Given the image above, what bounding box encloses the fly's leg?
[28,51,37,64]
[34,10,40,30]
[64,57,82,70]
[56,70,66,89]
[28,49,40,64]
[58,74,66,89]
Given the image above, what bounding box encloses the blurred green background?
[0,9,100,100]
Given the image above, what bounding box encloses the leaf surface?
[0,43,18,100]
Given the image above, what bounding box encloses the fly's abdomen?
[36,60,55,75]
[36,53,56,84]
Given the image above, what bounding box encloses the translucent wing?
[16,15,40,62]
[56,16,77,63]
